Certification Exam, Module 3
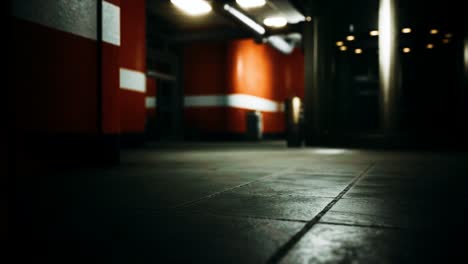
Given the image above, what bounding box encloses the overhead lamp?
[263,16,288,28]
[346,35,355,41]
[442,39,450,44]
[339,46,347,51]
[336,41,344,47]
[370,30,379,36]
[426,43,434,49]
[224,4,266,34]
[402,28,412,34]
[170,0,211,16]
[445,33,453,38]
[305,16,312,22]
[403,47,411,53]
[355,48,362,54]
[430,29,439,34]
[236,0,266,8]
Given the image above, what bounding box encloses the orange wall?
[120,0,146,134]
[184,39,304,135]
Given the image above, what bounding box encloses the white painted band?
[184,94,284,113]
[12,0,120,46]
[146,97,157,108]
[120,68,146,93]
[102,1,120,46]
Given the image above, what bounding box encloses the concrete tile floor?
[13,141,468,263]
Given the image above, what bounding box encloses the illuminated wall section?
[119,0,146,134]
[184,39,304,136]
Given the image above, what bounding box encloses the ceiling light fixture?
[346,35,355,41]
[263,16,288,28]
[170,0,211,16]
[370,30,379,36]
[430,29,439,34]
[305,16,312,22]
[445,33,453,38]
[442,39,450,44]
[224,4,266,35]
[426,43,434,49]
[236,0,266,8]
[402,28,412,34]
[355,48,362,54]
[340,46,347,51]
[336,41,344,47]
[403,47,411,53]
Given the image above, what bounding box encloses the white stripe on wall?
[102,1,120,46]
[120,68,146,93]
[184,94,284,113]
[12,0,120,46]
[146,97,157,108]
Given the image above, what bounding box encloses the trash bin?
[246,111,263,140]
[285,97,303,147]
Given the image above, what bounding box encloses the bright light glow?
[401,28,412,34]
[292,97,301,124]
[445,33,453,38]
[236,0,266,8]
[403,47,411,53]
[430,29,439,34]
[379,0,394,111]
[171,0,211,16]
[339,46,347,51]
[305,16,312,22]
[426,43,434,49]
[224,4,265,34]
[346,35,355,41]
[336,41,344,47]
[311,148,346,155]
[355,48,363,54]
[442,39,450,44]
[370,30,379,36]
[267,36,294,54]
[263,17,288,28]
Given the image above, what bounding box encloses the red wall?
[184,39,304,135]
[120,0,146,134]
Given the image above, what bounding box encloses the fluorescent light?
[403,47,411,53]
[370,30,379,36]
[336,41,344,47]
[267,36,294,54]
[263,17,288,28]
[430,29,439,34]
[224,4,265,34]
[402,28,412,34]
[346,35,355,41]
[426,43,434,49]
[236,0,266,8]
[170,0,211,16]
[355,48,363,54]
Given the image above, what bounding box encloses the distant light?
[346,35,355,41]
[355,48,363,54]
[336,41,344,47]
[426,43,434,49]
[370,30,379,36]
[236,0,266,8]
[264,17,288,28]
[171,0,211,16]
[445,33,453,38]
[340,46,347,51]
[403,47,411,53]
[311,148,346,155]
[430,29,439,34]
[401,28,412,34]
[292,97,301,124]
[305,16,312,22]
[224,4,265,34]
[442,38,450,44]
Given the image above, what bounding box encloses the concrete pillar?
[378,0,401,136]
[303,1,333,146]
